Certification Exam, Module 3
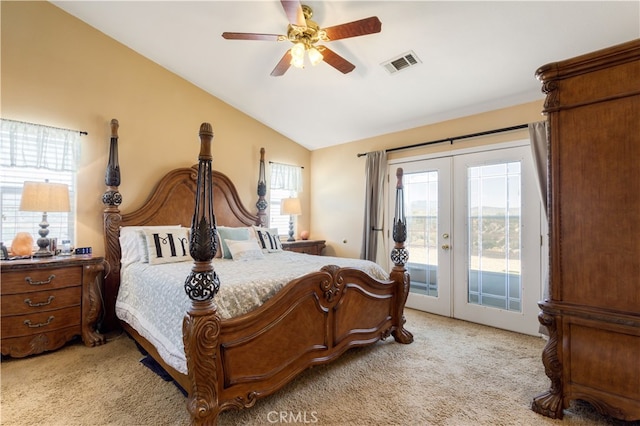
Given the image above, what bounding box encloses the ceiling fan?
[222,0,382,76]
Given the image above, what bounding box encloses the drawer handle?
[25,274,56,286]
[24,316,55,328]
[24,295,55,307]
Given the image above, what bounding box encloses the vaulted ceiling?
[51,1,640,150]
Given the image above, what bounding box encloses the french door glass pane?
[405,171,439,297]
[467,162,522,311]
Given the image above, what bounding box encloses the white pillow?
[120,225,181,266]
[226,239,264,261]
[142,227,191,265]
[253,227,283,253]
[217,226,251,259]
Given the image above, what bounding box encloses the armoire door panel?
[557,97,640,312]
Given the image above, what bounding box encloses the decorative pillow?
[143,227,191,265]
[253,227,283,252]
[217,226,251,259]
[226,239,264,261]
[120,225,181,266]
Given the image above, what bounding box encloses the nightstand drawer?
[1,306,81,339]
[281,240,326,255]
[1,286,82,316]
[1,267,82,294]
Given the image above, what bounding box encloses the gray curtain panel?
[361,150,387,261]
[529,121,550,335]
[528,121,548,215]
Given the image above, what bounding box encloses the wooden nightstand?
[281,240,326,255]
[1,255,106,357]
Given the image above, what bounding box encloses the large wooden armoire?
[532,39,640,421]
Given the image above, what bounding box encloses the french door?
[393,157,453,317]
[389,144,542,335]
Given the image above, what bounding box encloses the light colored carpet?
[1,309,634,425]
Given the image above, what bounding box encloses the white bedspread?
[115,251,388,374]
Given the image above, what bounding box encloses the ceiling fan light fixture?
[308,46,323,66]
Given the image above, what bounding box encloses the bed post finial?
[256,147,268,226]
[198,122,213,161]
[110,118,119,137]
[390,167,413,344]
[184,122,223,425]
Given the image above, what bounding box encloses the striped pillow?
[253,227,283,252]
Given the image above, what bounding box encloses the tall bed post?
[182,123,223,425]
[102,119,123,332]
[256,147,268,227]
[390,167,413,344]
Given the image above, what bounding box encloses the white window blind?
[0,119,79,249]
[269,163,302,236]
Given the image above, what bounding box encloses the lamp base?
[34,212,53,257]
[32,248,54,258]
[287,218,295,241]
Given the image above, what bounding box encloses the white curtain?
[1,119,80,171]
[361,150,387,263]
[269,162,303,192]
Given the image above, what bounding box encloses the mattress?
[115,251,388,374]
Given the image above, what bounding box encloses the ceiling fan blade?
[323,16,382,41]
[319,46,355,74]
[222,32,284,42]
[280,0,305,27]
[271,50,292,77]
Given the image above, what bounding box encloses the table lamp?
[280,197,301,242]
[19,181,70,257]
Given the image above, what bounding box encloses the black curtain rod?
[357,123,529,157]
[2,118,88,136]
[269,161,304,169]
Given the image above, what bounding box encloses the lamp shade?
[20,181,70,213]
[281,197,301,216]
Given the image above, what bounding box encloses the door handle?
[442,244,450,250]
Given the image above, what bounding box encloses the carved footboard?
[183,124,412,425]
[223,265,405,390]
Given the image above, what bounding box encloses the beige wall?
[2,1,310,256]
[3,1,546,263]
[311,100,545,258]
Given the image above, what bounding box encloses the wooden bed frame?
[102,120,413,425]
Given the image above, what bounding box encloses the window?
[269,162,302,236]
[0,119,80,249]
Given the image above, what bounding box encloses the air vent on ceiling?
[381,50,421,75]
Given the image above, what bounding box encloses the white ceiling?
[51,1,639,151]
